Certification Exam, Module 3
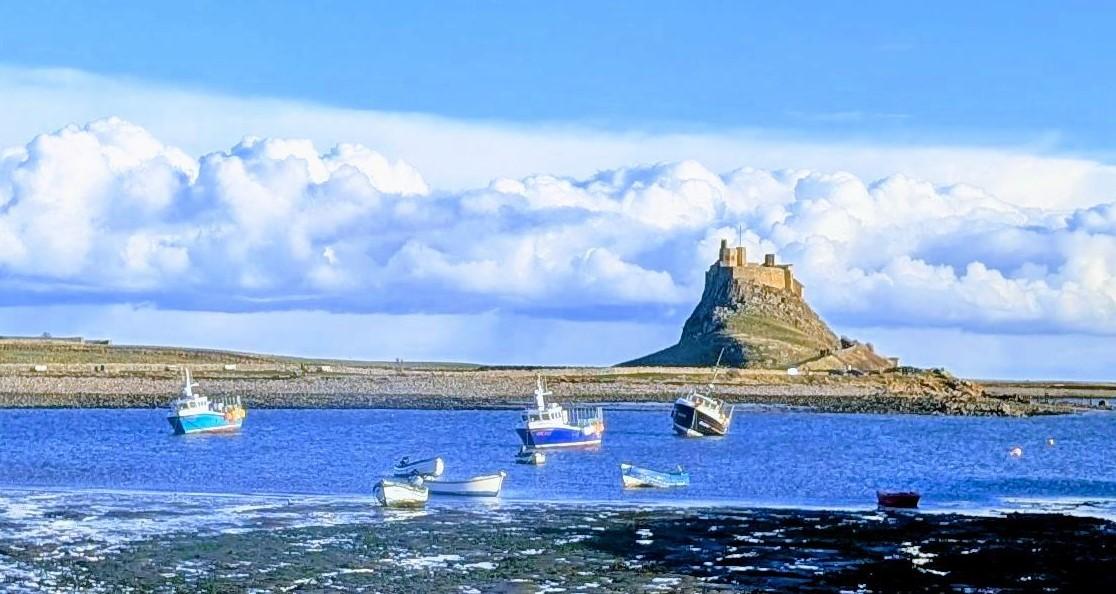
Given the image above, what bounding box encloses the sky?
[1,2,1115,379]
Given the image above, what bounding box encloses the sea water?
[1,406,1114,515]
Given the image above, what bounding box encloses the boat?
[515,446,546,465]
[620,463,689,488]
[876,490,921,509]
[392,456,445,479]
[671,349,733,437]
[672,389,733,437]
[373,478,429,508]
[421,471,507,497]
[515,376,604,449]
[166,368,246,435]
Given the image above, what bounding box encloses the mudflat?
[7,503,1113,593]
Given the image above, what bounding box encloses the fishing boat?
[516,376,604,449]
[166,368,246,435]
[620,463,689,489]
[392,456,445,479]
[515,446,546,465]
[421,471,507,497]
[876,490,921,509]
[373,478,429,508]
[672,389,733,437]
[671,349,733,437]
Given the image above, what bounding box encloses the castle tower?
[718,239,746,267]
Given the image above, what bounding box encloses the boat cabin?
[522,404,567,424]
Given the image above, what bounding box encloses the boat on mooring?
[392,456,445,479]
[516,376,604,449]
[421,471,507,497]
[671,349,733,437]
[620,463,690,489]
[515,446,546,465]
[166,368,246,435]
[877,490,921,509]
[374,478,429,508]
[672,389,733,437]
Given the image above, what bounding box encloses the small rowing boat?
[876,490,920,509]
[422,471,507,497]
[620,463,689,489]
[515,446,546,465]
[373,479,429,508]
[392,456,445,479]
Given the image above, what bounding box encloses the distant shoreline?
[0,366,1097,416]
[1,338,1107,416]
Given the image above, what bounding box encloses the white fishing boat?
[515,446,546,465]
[392,456,445,478]
[620,463,689,489]
[373,478,429,508]
[421,471,507,497]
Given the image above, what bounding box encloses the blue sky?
[4,1,1115,150]
[1,2,1116,378]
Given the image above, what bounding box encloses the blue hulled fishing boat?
[515,376,604,449]
[166,368,246,435]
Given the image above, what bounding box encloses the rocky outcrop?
[623,250,898,370]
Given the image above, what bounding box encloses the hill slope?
[623,251,885,370]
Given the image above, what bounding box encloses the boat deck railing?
[567,405,604,426]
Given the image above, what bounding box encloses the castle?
[716,239,804,298]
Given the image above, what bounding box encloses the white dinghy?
[515,446,546,465]
[392,456,445,479]
[421,471,507,497]
[373,478,429,508]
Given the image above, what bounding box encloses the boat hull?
[516,426,603,449]
[877,491,921,509]
[620,463,689,489]
[392,457,445,478]
[374,480,429,508]
[423,472,507,497]
[671,401,730,437]
[167,412,243,435]
[515,451,546,465]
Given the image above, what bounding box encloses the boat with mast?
[166,368,246,435]
[515,376,604,449]
[671,348,734,437]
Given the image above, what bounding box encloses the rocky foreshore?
[0,365,1079,416]
[6,502,1114,593]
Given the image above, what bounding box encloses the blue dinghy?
[620,463,689,489]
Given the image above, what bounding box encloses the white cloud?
[3,64,1116,210]
[2,116,1116,344]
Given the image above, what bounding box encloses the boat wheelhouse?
[166,368,246,435]
[515,376,604,449]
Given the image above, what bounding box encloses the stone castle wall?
[716,240,803,297]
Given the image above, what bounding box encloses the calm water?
[2,406,1114,515]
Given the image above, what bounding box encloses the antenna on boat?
[709,347,726,389]
[534,374,551,410]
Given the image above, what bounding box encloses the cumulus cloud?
[2,118,1116,338]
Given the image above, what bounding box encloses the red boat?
[877,490,921,509]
